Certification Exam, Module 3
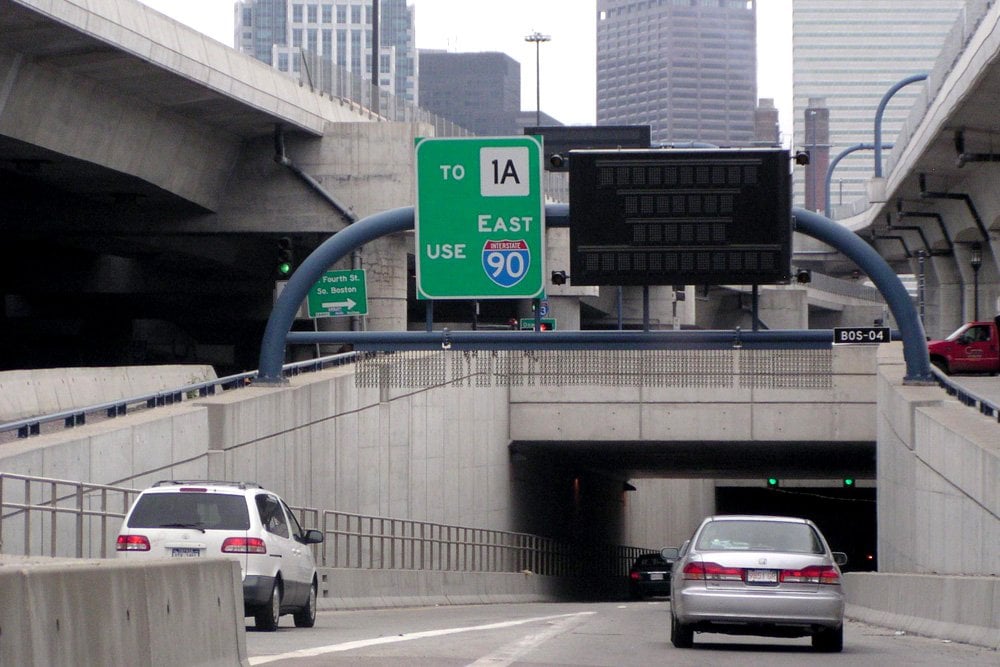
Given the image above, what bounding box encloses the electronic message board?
[568,149,791,286]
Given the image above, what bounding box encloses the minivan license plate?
[745,569,777,583]
[171,547,201,557]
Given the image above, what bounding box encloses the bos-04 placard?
[414,136,546,300]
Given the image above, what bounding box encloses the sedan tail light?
[682,561,743,581]
[780,565,841,585]
[116,534,150,551]
[221,537,266,554]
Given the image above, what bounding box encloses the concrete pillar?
[541,226,598,330]
[803,98,830,214]
[758,287,808,329]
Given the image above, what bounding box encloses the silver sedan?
[669,514,847,652]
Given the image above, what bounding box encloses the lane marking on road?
[466,611,593,666]
[248,611,597,665]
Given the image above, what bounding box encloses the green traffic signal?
[843,478,855,487]
[766,477,779,488]
[276,237,294,277]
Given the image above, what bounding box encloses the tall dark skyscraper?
[418,51,521,136]
[596,0,757,146]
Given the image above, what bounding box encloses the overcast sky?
[139,0,792,142]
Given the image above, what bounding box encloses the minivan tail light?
[116,534,150,551]
[221,537,266,554]
[780,565,841,585]
[683,562,742,581]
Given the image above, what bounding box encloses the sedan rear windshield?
[127,493,250,530]
[696,520,823,554]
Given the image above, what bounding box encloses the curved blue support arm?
[256,206,416,383]
[793,208,933,383]
[874,73,928,177]
[256,203,572,383]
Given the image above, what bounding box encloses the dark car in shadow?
[628,548,678,599]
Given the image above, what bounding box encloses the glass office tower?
[596,0,758,146]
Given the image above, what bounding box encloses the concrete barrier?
[0,555,248,666]
[0,365,217,422]
[317,568,567,610]
[845,572,999,649]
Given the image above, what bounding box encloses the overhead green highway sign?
[415,136,546,300]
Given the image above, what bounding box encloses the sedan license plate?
[171,547,201,558]
[745,569,778,584]
[649,573,664,581]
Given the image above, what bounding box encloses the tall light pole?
[524,32,550,127]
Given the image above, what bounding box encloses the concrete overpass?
[818,1,1000,338]
[1,0,415,372]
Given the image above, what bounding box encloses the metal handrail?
[932,368,1000,422]
[0,352,361,439]
[2,472,653,578]
[0,473,139,558]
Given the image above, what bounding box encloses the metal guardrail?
[0,352,362,440]
[2,472,649,579]
[0,473,139,558]
[932,368,1000,422]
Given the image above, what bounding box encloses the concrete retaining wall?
[845,572,998,649]
[0,365,217,422]
[875,344,999,575]
[317,568,566,610]
[0,555,248,666]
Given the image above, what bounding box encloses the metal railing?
[2,473,650,580]
[297,50,473,138]
[311,510,573,575]
[0,473,139,558]
[932,368,1000,422]
[0,352,361,441]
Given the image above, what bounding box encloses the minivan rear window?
[127,493,250,530]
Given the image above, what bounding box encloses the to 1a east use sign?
[414,136,546,300]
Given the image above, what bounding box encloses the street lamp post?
[524,32,551,127]
[970,242,983,320]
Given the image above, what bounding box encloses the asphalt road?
[244,601,996,666]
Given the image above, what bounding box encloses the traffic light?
[766,477,779,488]
[276,237,294,277]
[843,477,855,488]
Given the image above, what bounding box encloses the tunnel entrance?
[715,485,877,571]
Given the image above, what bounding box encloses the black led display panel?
[569,149,792,286]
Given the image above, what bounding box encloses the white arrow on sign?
[321,298,357,311]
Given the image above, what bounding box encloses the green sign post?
[307,269,368,318]
[415,136,545,300]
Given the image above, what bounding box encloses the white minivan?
[116,480,323,631]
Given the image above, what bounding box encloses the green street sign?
[518,318,557,331]
[415,136,546,300]
[307,269,368,318]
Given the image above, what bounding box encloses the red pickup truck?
[927,316,1000,375]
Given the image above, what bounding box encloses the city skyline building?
[234,0,418,105]
[418,50,521,136]
[792,0,965,213]
[596,0,758,146]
